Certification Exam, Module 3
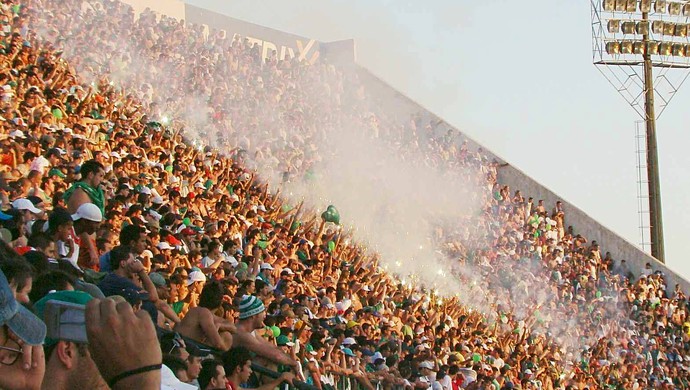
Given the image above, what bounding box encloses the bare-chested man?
[175,282,296,368]
[174,281,235,350]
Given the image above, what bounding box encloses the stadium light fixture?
[608,19,621,32]
[622,21,637,33]
[637,21,650,34]
[669,2,682,14]
[647,40,660,54]
[640,0,652,12]
[673,43,686,55]
[622,40,635,53]
[591,0,690,263]
[652,20,665,34]
[663,22,676,35]
[655,0,667,13]
[606,41,621,54]
[660,41,673,55]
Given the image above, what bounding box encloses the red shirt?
[452,376,464,390]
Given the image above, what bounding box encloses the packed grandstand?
[0,0,688,389]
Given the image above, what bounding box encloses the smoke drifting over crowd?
[31,0,638,361]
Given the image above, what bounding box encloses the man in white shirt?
[30,148,64,174]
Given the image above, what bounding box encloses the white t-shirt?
[57,238,80,270]
[200,256,217,268]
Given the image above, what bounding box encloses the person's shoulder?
[99,272,135,289]
[187,306,211,320]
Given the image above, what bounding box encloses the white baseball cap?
[260,263,274,270]
[9,130,25,139]
[187,271,206,285]
[342,337,357,346]
[71,203,102,222]
[12,198,41,214]
[157,242,173,250]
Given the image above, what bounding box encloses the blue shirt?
[98,273,157,323]
[99,251,111,273]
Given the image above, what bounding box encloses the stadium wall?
[320,39,357,69]
[184,5,323,65]
[355,66,690,294]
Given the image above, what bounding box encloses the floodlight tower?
[591,0,690,263]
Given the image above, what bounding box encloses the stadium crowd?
[0,0,688,389]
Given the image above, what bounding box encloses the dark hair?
[29,271,75,303]
[170,274,185,285]
[27,232,54,252]
[0,243,33,292]
[109,245,132,271]
[199,281,223,310]
[27,171,42,182]
[78,159,104,182]
[162,354,188,376]
[207,240,221,253]
[22,151,36,162]
[52,191,65,208]
[30,220,48,237]
[254,279,268,293]
[119,224,144,247]
[160,332,185,357]
[222,239,236,253]
[48,207,73,235]
[198,359,223,390]
[23,250,52,275]
[222,346,251,375]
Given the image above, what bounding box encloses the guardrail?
[159,328,319,390]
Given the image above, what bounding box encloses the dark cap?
[48,207,73,232]
[46,147,64,159]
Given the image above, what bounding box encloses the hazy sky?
[184,0,690,282]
